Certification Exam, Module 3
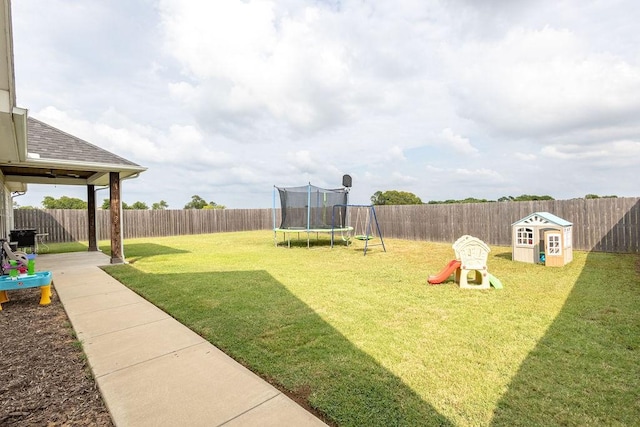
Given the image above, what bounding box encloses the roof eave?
[512,211,573,227]
[20,157,147,174]
[4,169,145,187]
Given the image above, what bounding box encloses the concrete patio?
[37,252,327,427]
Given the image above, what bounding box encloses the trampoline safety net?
[275,185,348,230]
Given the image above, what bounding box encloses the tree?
[42,196,87,209]
[427,198,493,204]
[152,200,169,210]
[458,197,491,204]
[184,195,209,209]
[371,190,422,205]
[202,202,226,210]
[427,194,559,204]
[513,194,554,201]
[14,200,35,209]
[496,194,554,202]
[130,201,149,210]
[184,195,224,209]
[101,198,134,209]
[585,194,617,199]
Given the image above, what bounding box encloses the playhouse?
[428,235,502,289]
[512,212,573,267]
[453,235,491,289]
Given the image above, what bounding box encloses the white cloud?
[11,0,640,208]
[285,150,319,175]
[453,168,502,180]
[448,26,640,138]
[160,0,358,132]
[34,106,232,168]
[387,146,406,161]
[541,140,640,164]
[514,152,537,161]
[390,172,418,184]
[440,128,479,155]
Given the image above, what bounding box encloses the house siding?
[0,174,13,237]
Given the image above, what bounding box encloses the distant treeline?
[370,190,620,206]
[426,194,618,205]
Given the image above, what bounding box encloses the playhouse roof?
[512,212,572,227]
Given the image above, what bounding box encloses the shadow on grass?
[493,252,513,261]
[275,235,340,248]
[274,236,384,256]
[45,241,90,254]
[491,201,640,426]
[97,242,191,261]
[104,265,452,427]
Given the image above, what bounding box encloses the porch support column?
[87,185,98,251]
[109,172,124,264]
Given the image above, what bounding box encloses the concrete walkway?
[37,252,328,427]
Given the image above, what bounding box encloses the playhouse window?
[548,234,561,255]
[516,227,534,246]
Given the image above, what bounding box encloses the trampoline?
[273,184,352,248]
[273,226,354,248]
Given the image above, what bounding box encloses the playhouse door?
[544,231,563,267]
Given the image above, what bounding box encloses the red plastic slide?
[428,259,461,285]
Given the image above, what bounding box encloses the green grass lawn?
[54,231,640,426]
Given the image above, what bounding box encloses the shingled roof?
[27,117,140,167]
[0,117,146,188]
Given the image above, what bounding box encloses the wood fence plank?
[12,198,640,253]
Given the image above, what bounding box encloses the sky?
[10,0,640,209]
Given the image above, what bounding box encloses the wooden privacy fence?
[13,208,274,242]
[13,197,640,253]
[373,197,639,253]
